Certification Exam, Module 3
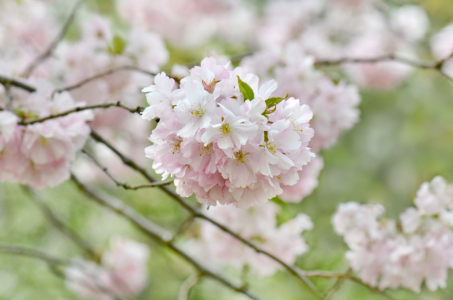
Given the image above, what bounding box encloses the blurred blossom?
[188,203,313,277]
[279,155,324,203]
[0,81,92,188]
[65,237,150,300]
[333,177,453,292]
[115,0,256,48]
[431,23,453,77]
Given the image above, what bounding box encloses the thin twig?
[324,276,347,299]
[88,129,325,300]
[178,273,201,300]
[23,0,84,77]
[81,148,173,190]
[302,270,393,300]
[70,174,261,300]
[21,186,96,257]
[55,65,158,93]
[315,53,453,83]
[0,243,69,266]
[4,84,13,110]
[19,101,144,125]
[0,76,36,92]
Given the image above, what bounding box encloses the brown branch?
[55,66,158,93]
[23,0,84,77]
[0,243,69,266]
[19,101,144,125]
[302,270,393,300]
[21,186,96,258]
[4,83,13,110]
[0,75,36,92]
[315,53,453,83]
[70,174,261,300]
[88,129,325,300]
[81,148,173,190]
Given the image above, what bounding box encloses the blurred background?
[1,0,453,299]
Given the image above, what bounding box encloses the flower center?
[199,143,213,156]
[170,138,182,154]
[202,79,219,94]
[40,136,47,147]
[234,150,249,164]
[190,106,205,118]
[266,142,278,154]
[220,123,231,135]
[290,117,304,132]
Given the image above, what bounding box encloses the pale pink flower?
[201,104,258,153]
[280,156,324,203]
[174,81,216,138]
[414,176,453,216]
[189,203,312,276]
[125,27,169,73]
[141,72,183,120]
[390,5,429,43]
[66,238,150,300]
[431,24,453,77]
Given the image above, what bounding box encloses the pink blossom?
[279,155,324,203]
[142,72,182,121]
[188,203,312,276]
[143,57,316,208]
[66,237,150,300]
[333,177,453,292]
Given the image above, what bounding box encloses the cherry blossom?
[66,237,150,300]
[142,57,315,208]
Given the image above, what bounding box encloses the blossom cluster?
[241,43,360,202]
[0,85,92,188]
[187,202,313,277]
[142,57,315,208]
[333,176,453,292]
[65,237,150,300]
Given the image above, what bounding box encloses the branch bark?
[70,174,261,300]
[88,129,325,299]
[19,101,144,125]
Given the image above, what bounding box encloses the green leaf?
[237,76,254,101]
[108,35,127,55]
[265,93,288,109]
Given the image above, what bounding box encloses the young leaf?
[108,35,127,55]
[237,76,254,101]
[265,93,288,109]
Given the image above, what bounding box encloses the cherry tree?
[1,0,453,299]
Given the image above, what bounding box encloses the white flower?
[141,72,182,120]
[201,104,258,153]
[175,81,216,138]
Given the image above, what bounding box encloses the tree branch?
[81,148,173,190]
[315,53,453,83]
[4,83,13,110]
[21,186,96,258]
[70,174,261,300]
[0,75,36,92]
[88,129,325,300]
[178,273,201,300]
[0,243,69,266]
[19,101,144,125]
[54,65,158,93]
[302,270,393,300]
[23,0,84,77]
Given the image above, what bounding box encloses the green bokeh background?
[1,0,453,299]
